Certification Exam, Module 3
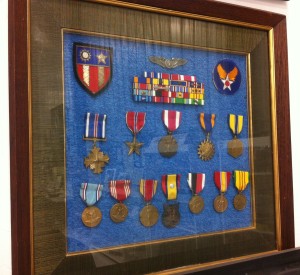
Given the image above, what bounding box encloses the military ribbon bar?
[80,183,103,206]
[214,171,232,193]
[234,170,250,192]
[84,112,106,139]
[109,180,131,202]
[162,110,182,132]
[187,173,205,195]
[229,114,243,135]
[139,179,157,202]
[161,174,181,200]
[126,112,146,134]
[200,113,216,133]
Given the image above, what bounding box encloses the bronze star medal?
[126,135,143,155]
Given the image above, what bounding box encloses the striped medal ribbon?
[228,114,244,158]
[213,171,232,213]
[187,173,205,214]
[233,170,250,211]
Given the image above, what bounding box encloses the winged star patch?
[74,43,112,96]
[213,59,241,95]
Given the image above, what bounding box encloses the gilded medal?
[110,203,128,223]
[82,206,102,227]
[140,205,159,227]
[227,137,243,158]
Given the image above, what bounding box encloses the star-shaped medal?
[126,137,143,155]
[97,52,107,64]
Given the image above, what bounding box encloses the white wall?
[0,1,299,274]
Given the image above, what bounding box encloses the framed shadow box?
[9,0,294,274]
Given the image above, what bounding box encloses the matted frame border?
[9,0,293,274]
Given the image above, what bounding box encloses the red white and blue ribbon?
[109,180,131,202]
[84,112,106,139]
[162,110,182,132]
[126,112,146,135]
[187,173,205,195]
[80,183,103,206]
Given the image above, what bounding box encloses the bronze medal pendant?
[233,193,247,211]
[82,206,102,228]
[159,110,182,158]
[110,203,128,223]
[189,195,204,214]
[140,205,159,227]
[162,203,180,228]
[228,114,244,158]
[158,134,178,158]
[228,137,243,158]
[214,194,228,213]
[198,138,215,161]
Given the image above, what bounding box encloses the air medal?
[80,183,103,227]
[139,179,159,227]
[233,170,250,210]
[83,113,109,174]
[158,110,182,158]
[161,174,181,228]
[109,180,131,223]
[198,113,216,161]
[228,114,244,158]
[125,112,146,155]
[214,171,231,213]
[187,173,205,214]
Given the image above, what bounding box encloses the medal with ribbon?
[198,113,216,161]
[80,183,103,227]
[125,111,146,155]
[109,180,131,223]
[187,173,205,214]
[139,179,159,227]
[233,170,250,210]
[213,171,232,213]
[158,110,182,158]
[161,174,181,228]
[228,114,244,158]
[83,113,109,174]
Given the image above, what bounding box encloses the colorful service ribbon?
[161,174,181,200]
[162,110,182,133]
[229,114,243,136]
[187,173,205,195]
[80,183,103,206]
[214,171,232,193]
[84,112,107,139]
[234,170,250,192]
[126,112,146,135]
[139,179,157,202]
[200,113,215,133]
[109,180,131,202]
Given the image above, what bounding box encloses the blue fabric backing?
[64,32,251,253]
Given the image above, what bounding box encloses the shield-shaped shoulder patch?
[74,43,112,95]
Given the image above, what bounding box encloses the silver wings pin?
[149,56,187,69]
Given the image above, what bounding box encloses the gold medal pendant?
[198,135,215,161]
[158,133,178,158]
[82,206,102,228]
[233,193,247,211]
[214,194,228,213]
[84,144,109,174]
[189,195,204,214]
[110,202,128,223]
[139,204,159,227]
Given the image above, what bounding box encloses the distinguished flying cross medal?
[80,183,103,227]
[214,171,232,213]
[125,112,146,155]
[228,114,244,158]
[83,113,109,174]
[161,174,181,228]
[198,113,216,161]
[233,170,250,210]
[109,180,131,223]
[187,173,205,214]
[74,43,112,96]
[213,59,241,95]
[139,179,159,227]
[158,110,182,158]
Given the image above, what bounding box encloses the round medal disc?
[110,203,128,223]
[162,203,180,228]
[233,193,247,211]
[81,206,102,227]
[228,138,243,158]
[189,195,204,214]
[158,135,178,158]
[198,139,215,161]
[214,195,228,213]
[139,204,159,227]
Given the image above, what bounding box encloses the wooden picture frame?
[9,0,294,274]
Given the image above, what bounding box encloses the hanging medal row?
[80,170,250,228]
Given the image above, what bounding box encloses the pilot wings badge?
[74,43,112,96]
[213,59,241,95]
